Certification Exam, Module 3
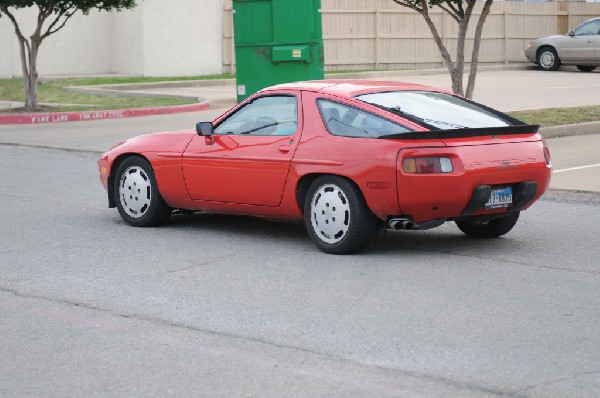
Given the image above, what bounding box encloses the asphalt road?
[1,144,600,397]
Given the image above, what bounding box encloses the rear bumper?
[396,140,552,222]
[524,47,537,63]
[461,181,537,215]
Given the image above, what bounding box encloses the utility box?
[232,0,324,102]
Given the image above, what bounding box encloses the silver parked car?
[525,17,600,72]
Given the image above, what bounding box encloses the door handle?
[278,145,291,153]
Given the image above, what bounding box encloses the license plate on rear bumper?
[485,187,513,209]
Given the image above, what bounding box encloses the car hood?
[535,35,566,44]
[107,130,197,155]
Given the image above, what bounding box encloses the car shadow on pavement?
[155,212,522,256]
[370,227,525,256]
[164,212,308,238]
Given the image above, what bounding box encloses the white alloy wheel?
[310,183,351,244]
[119,165,152,219]
[303,176,378,254]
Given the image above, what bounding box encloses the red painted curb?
[0,102,210,125]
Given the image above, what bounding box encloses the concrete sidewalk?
[66,66,600,113]
[58,66,600,139]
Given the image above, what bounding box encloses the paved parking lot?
[0,145,599,397]
[1,68,599,397]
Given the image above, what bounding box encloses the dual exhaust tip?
[388,218,414,230]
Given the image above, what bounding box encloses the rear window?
[356,91,513,130]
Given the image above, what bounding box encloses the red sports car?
[98,80,552,254]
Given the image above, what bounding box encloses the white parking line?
[547,84,600,89]
[554,164,600,174]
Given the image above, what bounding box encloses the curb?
[0,102,209,125]
[540,121,600,139]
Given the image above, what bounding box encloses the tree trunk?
[453,5,474,97]
[465,0,494,99]
[417,2,458,95]
[7,8,40,111]
[449,67,462,96]
[24,40,41,110]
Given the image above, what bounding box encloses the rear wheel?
[114,156,171,227]
[576,65,596,72]
[304,176,378,254]
[456,212,520,239]
[537,47,560,71]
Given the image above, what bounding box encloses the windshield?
[356,91,512,130]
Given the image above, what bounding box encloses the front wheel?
[114,156,171,227]
[304,176,378,254]
[456,212,520,239]
[537,47,560,71]
[576,65,596,72]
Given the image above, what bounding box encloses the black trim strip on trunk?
[376,124,540,140]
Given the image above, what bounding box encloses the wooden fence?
[222,0,600,73]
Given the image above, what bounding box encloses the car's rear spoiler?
[378,125,540,140]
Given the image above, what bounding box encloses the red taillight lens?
[542,140,551,166]
[403,157,453,174]
[543,146,552,166]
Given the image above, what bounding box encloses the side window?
[573,20,600,36]
[214,95,298,136]
[317,99,412,138]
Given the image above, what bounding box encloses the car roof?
[262,79,450,98]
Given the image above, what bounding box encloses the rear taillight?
[543,146,552,166]
[403,157,453,174]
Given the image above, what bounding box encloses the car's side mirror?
[196,121,214,136]
[568,30,575,37]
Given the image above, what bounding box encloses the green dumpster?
[232,0,324,102]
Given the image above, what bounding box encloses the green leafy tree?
[391,0,494,99]
[0,0,136,110]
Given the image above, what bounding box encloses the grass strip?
[1,75,232,113]
[508,107,600,127]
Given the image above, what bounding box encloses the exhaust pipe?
[388,218,414,230]
[388,217,447,231]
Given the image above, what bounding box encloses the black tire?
[304,176,378,254]
[456,212,520,239]
[114,156,171,227]
[537,47,560,71]
[576,65,596,72]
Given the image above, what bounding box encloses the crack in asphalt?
[0,285,523,398]
[164,255,231,274]
[0,141,103,155]
[434,249,600,276]
[506,370,600,396]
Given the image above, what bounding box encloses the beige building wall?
[0,0,223,78]
[0,8,113,77]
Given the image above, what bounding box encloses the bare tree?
[0,0,136,111]
[391,0,494,99]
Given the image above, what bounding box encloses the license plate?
[485,187,513,209]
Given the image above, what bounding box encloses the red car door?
[182,92,302,207]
